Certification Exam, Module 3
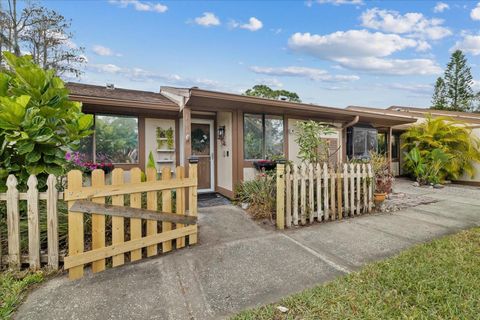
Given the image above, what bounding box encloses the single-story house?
[67,83,418,198]
[347,105,480,185]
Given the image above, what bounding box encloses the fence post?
[67,170,84,280]
[46,175,59,270]
[27,175,40,270]
[276,160,286,230]
[189,157,199,244]
[6,175,20,269]
[336,166,342,220]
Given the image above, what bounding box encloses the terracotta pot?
[374,192,387,202]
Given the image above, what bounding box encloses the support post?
[388,127,393,172]
[276,159,286,230]
[183,107,192,166]
[188,157,198,245]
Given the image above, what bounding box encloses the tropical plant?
[404,147,450,185]
[401,116,480,182]
[0,52,93,190]
[295,120,336,164]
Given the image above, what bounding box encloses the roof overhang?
[70,94,180,112]
[186,88,417,127]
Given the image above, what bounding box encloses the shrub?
[295,120,336,164]
[0,52,93,191]
[235,172,276,220]
[402,116,480,182]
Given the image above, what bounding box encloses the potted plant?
[165,127,174,149]
[369,151,393,203]
[374,173,393,202]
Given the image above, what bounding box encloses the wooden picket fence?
[0,174,61,270]
[63,161,198,280]
[276,162,374,229]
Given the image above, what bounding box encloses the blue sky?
[44,0,480,108]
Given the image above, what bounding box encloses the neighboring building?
[347,105,480,185]
[67,83,417,198]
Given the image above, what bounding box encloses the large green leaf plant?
[0,52,93,190]
[402,115,480,183]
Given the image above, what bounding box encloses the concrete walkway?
[16,180,480,320]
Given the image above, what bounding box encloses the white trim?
[192,118,215,193]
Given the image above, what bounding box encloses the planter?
[253,160,276,171]
[374,192,387,203]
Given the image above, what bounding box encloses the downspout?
[340,116,359,162]
[341,115,359,129]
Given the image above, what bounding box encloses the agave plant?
[402,115,480,181]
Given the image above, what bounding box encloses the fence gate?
[276,162,374,229]
[63,160,198,280]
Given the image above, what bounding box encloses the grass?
[0,270,45,319]
[233,228,480,320]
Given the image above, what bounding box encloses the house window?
[79,114,139,164]
[347,126,378,159]
[243,113,284,160]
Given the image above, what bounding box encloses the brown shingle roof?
[67,82,178,107]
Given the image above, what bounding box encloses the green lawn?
[233,228,480,320]
[0,270,45,319]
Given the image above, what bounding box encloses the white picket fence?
[0,174,62,270]
[276,162,374,229]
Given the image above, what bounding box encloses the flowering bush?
[66,152,114,173]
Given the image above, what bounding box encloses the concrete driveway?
[16,180,480,320]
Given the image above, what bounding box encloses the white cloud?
[250,66,359,82]
[90,63,123,74]
[256,78,284,88]
[92,45,122,57]
[194,12,220,27]
[288,30,418,59]
[360,8,451,40]
[433,2,449,13]
[471,2,480,20]
[231,17,263,31]
[452,35,480,55]
[108,0,167,13]
[389,83,432,95]
[334,57,441,75]
[288,30,441,75]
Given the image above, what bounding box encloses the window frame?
[243,113,284,161]
[83,113,140,165]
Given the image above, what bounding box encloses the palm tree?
[401,115,480,181]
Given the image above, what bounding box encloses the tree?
[0,1,85,77]
[244,84,301,102]
[431,77,447,110]
[21,7,86,77]
[442,50,474,112]
[0,52,93,190]
[401,116,480,182]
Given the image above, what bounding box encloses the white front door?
[191,119,215,192]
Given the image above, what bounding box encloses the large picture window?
[243,113,284,160]
[79,115,139,164]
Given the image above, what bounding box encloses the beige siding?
[145,118,176,173]
[243,167,256,182]
[216,112,233,191]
